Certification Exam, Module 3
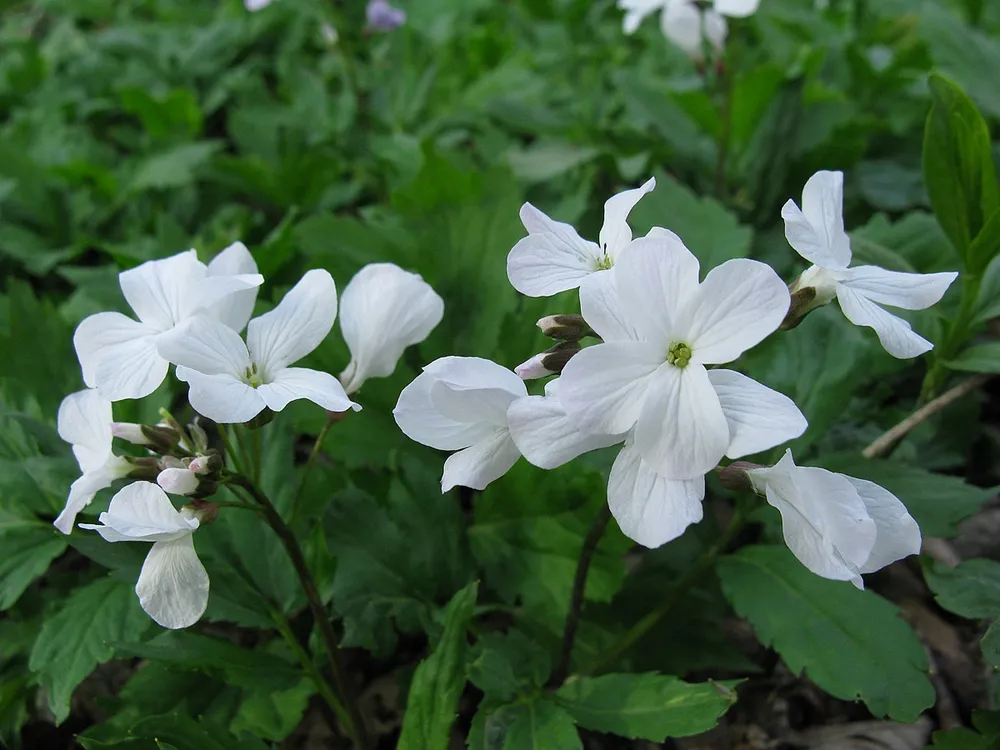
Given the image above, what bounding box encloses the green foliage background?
[1,0,1000,747]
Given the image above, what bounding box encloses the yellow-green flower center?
[666,342,692,368]
[245,363,263,388]
[594,253,614,271]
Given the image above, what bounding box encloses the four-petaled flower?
[157,269,360,424]
[338,263,444,395]
[80,482,210,629]
[747,450,922,588]
[394,357,525,492]
[618,0,760,58]
[506,178,657,297]
[73,245,263,402]
[558,233,805,480]
[55,389,133,535]
[782,170,958,358]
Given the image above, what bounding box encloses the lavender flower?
[366,0,406,32]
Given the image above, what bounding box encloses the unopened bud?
[111,423,149,445]
[188,451,222,476]
[781,266,837,331]
[184,500,220,526]
[717,461,762,492]
[515,353,554,380]
[537,315,594,342]
[125,456,162,481]
[540,341,582,374]
[187,422,210,453]
[158,468,200,496]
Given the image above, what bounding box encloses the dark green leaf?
[923,558,1000,619]
[717,545,933,721]
[469,629,552,702]
[946,343,1000,373]
[0,517,67,610]
[502,700,581,750]
[928,709,1000,749]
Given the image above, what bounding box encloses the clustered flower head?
[395,169,955,588]
[58,245,442,628]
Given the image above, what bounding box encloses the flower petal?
[394,371,497,450]
[618,0,664,33]
[507,395,624,470]
[702,8,727,50]
[431,379,521,427]
[634,362,730,480]
[156,316,252,378]
[713,0,759,17]
[681,258,790,364]
[338,263,444,394]
[662,0,703,56]
[441,429,521,492]
[79,481,199,542]
[58,390,112,471]
[707,369,807,459]
[74,312,167,400]
[247,269,338,372]
[580,269,641,343]
[424,356,527,398]
[608,441,705,548]
[845,477,922,574]
[54,461,129,535]
[205,242,262,332]
[119,250,205,330]
[506,233,600,297]
[614,233,701,345]
[136,536,210,629]
[182,371,264,424]
[600,177,655,259]
[257,367,360,414]
[836,285,933,359]
[781,171,852,270]
[836,266,958,311]
[558,342,663,436]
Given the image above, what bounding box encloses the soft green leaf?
[717,545,933,721]
[928,709,1000,749]
[506,142,598,184]
[946,343,1000,373]
[231,678,315,742]
[968,208,1000,275]
[398,581,479,750]
[818,455,994,538]
[981,621,1000,668]
[29,576,151,724]
[469,629,552,702]
[554,673,737,741]
[922,74,1000,270]
[130,141,222,192]
[920,5,1000,120]
[923,558,1000,619]
[502,700,581,750]
[79,713,269,750]
[0,518,67,610]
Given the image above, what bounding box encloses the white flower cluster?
[395,170,955,588]
[619,0,761,58]
[58,244,442,628]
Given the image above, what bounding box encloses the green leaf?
[717,545,933,721]
[469,629,551,702]
[968,208,1000,276]
[923,74,1000,271]
[28,576,151,724]
[0,517,67,610]
[398,581,479,750]
[553,674,737,741]
[981,621,1000,668]
[818,455,994,538]
[920,5,1000,120]
[945,343,1000,373]
[502,700,581,750]
[923,558,1000,619]
[505,142,598,184]
[130,141,222,192]
[850,212,958,274]
[928,709,1000,749]
[80,713,269,750]
[231,677,315,742]
[627,171,753,271]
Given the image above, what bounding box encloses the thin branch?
[547,505,612,688]
[862,374,991,459]
[227,473,369,750]
[289,413,337,525]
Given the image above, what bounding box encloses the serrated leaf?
[29,576,151,724]
[553,673,737,741]
[79,713,269,750]
[503,700,581,750]
[469,629,551,702]
[717,545,933,721]
[923,558,1000,619]
[398,581,479,750]
[231,677,314,742]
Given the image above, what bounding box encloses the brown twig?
[862,375,991,459]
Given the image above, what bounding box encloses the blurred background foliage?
[1,0,1000,748]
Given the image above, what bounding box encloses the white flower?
[747,450,922,588]
[338,263,444,395]
[245,0,273,9]
[393,357,525,492]
[619,0,759,57]
[782,171,958,359]
[157,270,360,424]
[558,233,805,480]
[55,390,133,535]
[506,178,657,297]
[80,482,209,629]
[73,244,264,401]
[158,468,199,496]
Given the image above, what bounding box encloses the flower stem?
[289,414,337,525]
[227,473,369,750]
[547,504,612,688]
[920,272,982,404]
[578,503,747,679]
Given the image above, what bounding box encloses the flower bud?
[537,315,595,342]
[781,266,838,331]
[515,341,582,380]
[158,468,200,497]
[185,500,220,526]
[187,421,210,453]
[717,461,763,493]
[125,456,162,481]
[188,451,222,476]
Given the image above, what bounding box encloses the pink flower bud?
[157,468,199,497]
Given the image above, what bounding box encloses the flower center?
[594,251,614,271]
[666,342,692,368]
[245,363,263,388]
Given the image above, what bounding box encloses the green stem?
[579,503,747,679]
[714,63,733,200]
[252,428,262,487]
[920,273,982,404]
[216,424,244,476]
[289,414,336,525]
[548,505,612,688]
[227,473,369,750]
